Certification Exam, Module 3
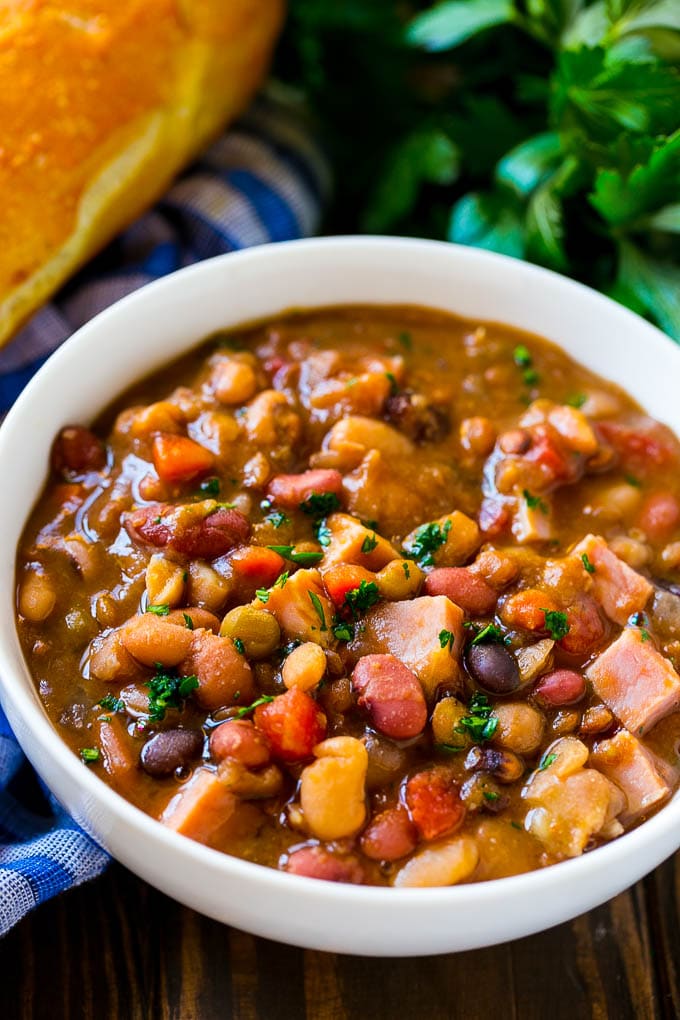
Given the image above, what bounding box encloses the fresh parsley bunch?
[277,0,680,337]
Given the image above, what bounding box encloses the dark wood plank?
[0,861,671,1020]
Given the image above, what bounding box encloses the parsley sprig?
[146,670,199,722]
[457,693,498,743]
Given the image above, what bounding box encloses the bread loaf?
[0,1,285,344]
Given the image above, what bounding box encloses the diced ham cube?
[321,513,399,571]
[351,595,463,698]
[571,534,652,626]
[586,628,680,735]
[513,496,554,544]
[590,729,675,824]
[161,767,238,843]
[263,568,333,647]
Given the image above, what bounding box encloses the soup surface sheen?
[16,306,680,887]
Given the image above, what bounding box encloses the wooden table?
[3,855,678,1019]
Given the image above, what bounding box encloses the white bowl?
[1,237,679,956]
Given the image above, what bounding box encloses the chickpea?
[608,535,651,570]
[282,642,327,692]
[300,736,368,840]
[186,561,231,614]
[393,836,479,888]
[459,416,496,456]
[214,360,258,405]
[431,698,471,750]
[375,558,424,600]
[660,541,680,570]
[19,568,56,622]
[492,702,545,755]
[146,554,186,608]
[220,606,281,659]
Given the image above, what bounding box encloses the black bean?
[140,728,204,778]
[466,643,520,695]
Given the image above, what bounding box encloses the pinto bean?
[465,643,520,696]
[89,630,144,683]
[491,702,545,755]
[166,607,221,633]
[209,719,271,767]
[120,614,194,667]
[360,807,418,861]
[18,568,56,622]
[423,568,498,614]
[140,729,203,777]
[266,469,343,509]
[182,630,255,711]
[124,501,250,558]
[51,425,106,474]
[285,846,365,884]
[393,836,478,888]
[352,654,427,740]
[534,669,586,707]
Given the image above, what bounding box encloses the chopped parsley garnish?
[146,603,170,616]
[510,821,523,831]
[439,629,455,652]
[199,477,221,497]
[309,591,328,631]
[538,751,558,771]
[361,519,379,531]
[267,545,324,566]
[457,693,498,742]
[146,670,199,722]
[483,791,500,802]
[467,622,508,647]
[567,393,587,409]
[233,638,245,656]
[398,330,413,352]
[523,368,540,387]
[641,630,651,642]
[542,609,570,641]
[402,561,411,580]
[345,580,380,616]
[98,694,124,714]
[79,748,100,763]
[625,473,642,488]
[231,694,274,720]
[183,612,194,630]
[437,743,465,753]
[315,521,332,547]
[385,372,399,396]
[266,510,290,529]
[273,571,289,589]
[361,533,379,554]
[513,344,532,368]
[332,620,354,642]
[523,489,548,515]
[300,491,341,519]
[406,519,451,567]
[581,553,596,574]
[255,588,270,603]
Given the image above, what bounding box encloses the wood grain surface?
[2,857,677,1019]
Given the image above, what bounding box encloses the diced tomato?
[524,424,574,482]
[254,687,327,762]
[638,492,680,541]
[152,433,215,483]
[322,564,376,608]
[404,768,465,841]
[501,589,559,632]
[597,420,679,471]
[230,545,286,586]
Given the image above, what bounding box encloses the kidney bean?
[209,719,270,768]
[360,807,417,861]
[466,643,520,695]
[284,846,365,884]
[352,654,427,740]
[124,501,250,558]
[639,492,680,541]
[266,469,343,508]
[405,768,465,841]
[534,668,586,707]
[140,728,203,777]
[423,568,498,614]
[51,425,106,475]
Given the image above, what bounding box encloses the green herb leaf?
[361,533,379,554]
[146,670,198,722]
[300,492,341,519]
[448,192,526,259]
[581,552,596,574]
[146,604,170,616]
[567,392,587,408]
[315,521,332,547]
[98,694,125,714]
[332,620,354,642]
[231,694,275,721]
[79,747,100,763]
[523,489,549,514]
[266,510,290,529]
[345,580,381,616]
[199,477,221,497]
[255,588,270,604]
[309,591,328,631]
[538,751,558,770]
[469,622,509,646]
[407,0,515,53]
[513,344,533,367]
[183,612,194,630]
[233,638,245,656]
[273,571,290,589]
[457,692,498,742]
[439,628,455,652]
[437,743,466,753]
[542,609,570,641]
[405,519,452,567]
[267,545,324,566]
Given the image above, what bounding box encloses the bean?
[459,416,497,456]
[492,702,545,755]
[146,554,186,609]
[375,558,424,600]
[220,606,281,659]
[120,614,193,667]
[299,736,367,840]
[140,729,203,777]
[466,643,520,695]
[51,425,106,474]
[166,607,221,633]
[184,630,255,711]
[18,568,56,622]
[352,654,427,740]
[360,808,417,862]
[423,568,497,614]
[283,642,327,692]
[498,428,531,455]
[534,669,586,707]
[267,468,343,509]
[431,698,471,750]
[363,732,407,789]
[393,836,478,888]
[285,846,365,884]
[124,501,250,558]
[464,746,524,783]
[89,631,144,683]
[213,360,258,405]
[186,561,231,614]
[579,704,614,736]
[639,492,680,541]
[209,720,270,767]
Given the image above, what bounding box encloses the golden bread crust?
[0,0,285,344]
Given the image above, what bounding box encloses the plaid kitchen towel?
[0,91,329,937]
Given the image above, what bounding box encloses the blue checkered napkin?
[0,93,328,936]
